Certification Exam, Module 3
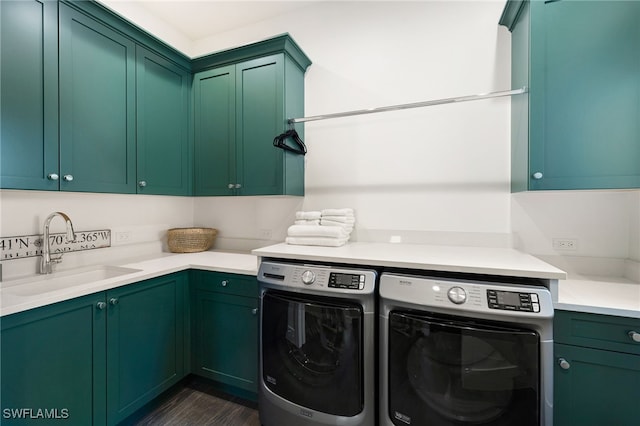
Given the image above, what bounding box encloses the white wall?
[0,190,193,279]
[194,0,515,247]
[511,190,638,260]
[191,1,640,262]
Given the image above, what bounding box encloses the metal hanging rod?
[288,86,527,125]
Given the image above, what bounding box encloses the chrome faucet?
[40,212,76,274]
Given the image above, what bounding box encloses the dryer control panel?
[487,289,540,313]
[379,273,554,319]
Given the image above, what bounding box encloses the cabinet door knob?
[234,183,242,189]
[63,174,74,182]
[221,280,228,287]
[629,331,640,343]
[96,301,107,310]
[228,183,235,189]
[532,172,543,180]
[109,297,119,306]
[558,358,570,370]
[252,308,258,316]
[47,173,59,181]
[138,180,147,188]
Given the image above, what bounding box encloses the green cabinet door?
[0,294,107,426]
[237,54,305,196]
[59,3,136,193]
[194,65,237,195]
[105,273,187,425]
[191,271,259,397]
[193,36,309,197]
[507,0,640,191]
[554,343,640,426]
[136,47,191,195]
[0,0,59,190]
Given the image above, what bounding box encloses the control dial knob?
[447,286,467,304]
[301,270,316,285]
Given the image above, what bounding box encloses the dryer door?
[388,311,539,426]
[261,291,363,416]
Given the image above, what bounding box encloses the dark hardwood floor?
[131,376,260,426]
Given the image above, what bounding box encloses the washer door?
[388,311,540,426]
[261,291,363,416]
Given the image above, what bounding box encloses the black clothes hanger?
[273,128,307,156]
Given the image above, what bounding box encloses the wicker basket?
[167,227,217,253]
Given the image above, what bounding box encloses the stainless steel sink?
[2,265,142,297]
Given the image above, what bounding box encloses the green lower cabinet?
[106,273,188,425]
[191,271,259,397]
[0,272,188,426]
[554,343,640,426]
[554,311,640,426]
[0,294,107,426]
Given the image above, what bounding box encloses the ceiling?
[99,0,325,43]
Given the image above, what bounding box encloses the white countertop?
[2,242,638,319]
[555,275,640,319]
[0,251,259,317]
[252,242,567,280]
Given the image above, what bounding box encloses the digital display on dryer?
[497,291,521,306]
[329,273,364,289]
[487,289,540,312]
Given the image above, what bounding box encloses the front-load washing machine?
[258,260,378,426]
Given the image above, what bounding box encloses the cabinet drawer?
[192,270,258,298]
[555,310,640,355]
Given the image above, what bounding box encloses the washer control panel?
[259,261,377,295]
[487,289,540,313]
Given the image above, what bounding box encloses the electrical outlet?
[552,238,578,251]
[258,229,273,240]
[115,231,132,243]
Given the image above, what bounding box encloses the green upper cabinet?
[2,6,306,197]
[194,35,311,196]
[194,65,237,196]
[136,47,192,195]
[59,3,137,193]
[0,0,59,190]
[501,0,640,191]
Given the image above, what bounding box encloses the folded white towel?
[321,220,354,233]
[287,225,349,239]
[321,208,354,217]
[295,211,321,220]
[295,219,320,226]
[321,216,355,224]
[286,236,348,247]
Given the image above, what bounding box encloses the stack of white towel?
[286,208,355,247]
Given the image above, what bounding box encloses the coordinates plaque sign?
[0,230,111,260]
